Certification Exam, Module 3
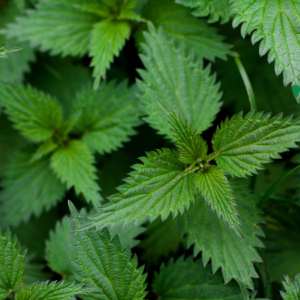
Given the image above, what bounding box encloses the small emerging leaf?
[0,43,22,58]
[157,99,208,164]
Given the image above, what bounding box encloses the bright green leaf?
[31,139,59,162]
[281,274,300,300]
[136,0,233,61]
[50,140,102,206]
[195,166,241,236]
[153,256,243,300]
[15,281,95,300]
[5,1,98,57]
[68,202,148,300]
[212,111,300,177]
[176,0,231,24]
[231,0,300,94]
[0,150,66,227]
[0,229,26,299]
[83,148,197,231]
[90,20,130,80]
[138,23,222,140]
[72,81,142,155]
[0,83,64,143]
[157,99,208,164]
[181,182,264,289]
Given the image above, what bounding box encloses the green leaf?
[212,111,300,177]
[138,215,186,265]
[138,23,222,140]
[195,166,241,236]
[181,182,264,289]
[72,81,142,155]
[0,83,64,143]
[4,0,139,86]
[108,222,145,250]
[231,0,300,94]
[83,148,196,231]
[90,20,130,80]
[45,217,75,282]
[0,229,26,299]
[136,0,233,61]
[0,1,35,83]
[31,139,59,162]
[0,115,28,177]
[5,1,98,57]
[157,99,208,164]
[281,274,300,300]
[176,0,231,24]
[264,205,300,282]
[68,202,148,300]
[153,256,243,300]
[50,140,102,206]
[0,150,66,227]
[0,43,22,58]
[14,281,94,300]
[25,56,91,119]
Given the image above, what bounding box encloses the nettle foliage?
[0,80,141,226]
[1,0,300,300]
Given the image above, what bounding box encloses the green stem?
[205,146,226,163]
[234,56,257,111]
[257,165,300,208]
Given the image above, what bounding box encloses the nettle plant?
[1,0,300,300]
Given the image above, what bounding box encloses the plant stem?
[234,56,257,111]
[257,165,300,208]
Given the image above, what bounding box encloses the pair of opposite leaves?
[81,99,300,238]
